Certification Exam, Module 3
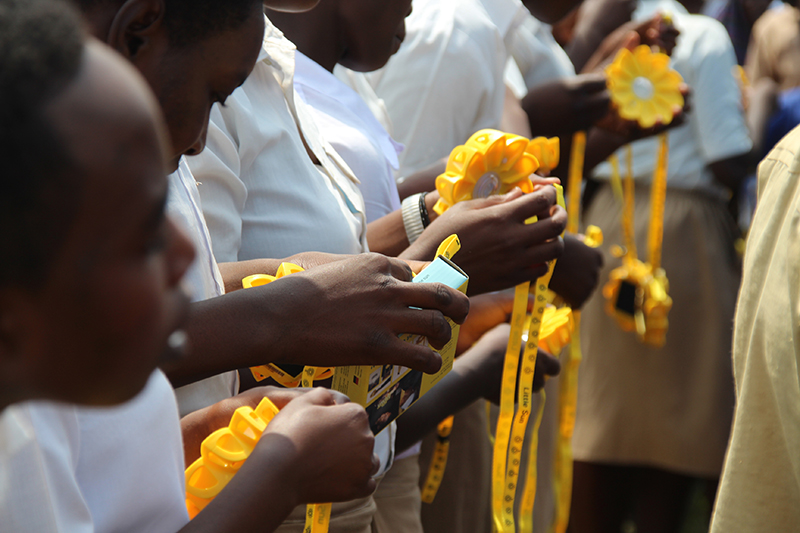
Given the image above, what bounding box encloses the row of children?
[2,0,795,531]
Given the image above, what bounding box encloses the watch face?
[615,280,637,317]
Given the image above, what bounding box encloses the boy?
[0,2,377,533]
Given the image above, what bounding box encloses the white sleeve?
[373,10,506,176]
[0,404,93,532]
[186,107,248,264]
[688,20,753,164]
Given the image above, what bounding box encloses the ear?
[107,0,166,61]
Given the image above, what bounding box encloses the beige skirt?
[572,183,739,478]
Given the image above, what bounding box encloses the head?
[336,0,413,72]
[0,0,195,409]
[74,0,266,170]
[522,0,586,25]
[266,0,412,73]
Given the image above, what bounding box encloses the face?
[135,4,265,170]
[338,0,413,72]
[19,41,195,405]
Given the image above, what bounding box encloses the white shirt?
[186,17,394,476]
[506,13,575,91]
[294,52,402,223]
[592,0,752,191]
[187,18,367,262]
[343,0,509,178]
[168,158,238,417]
[0,371,188,533]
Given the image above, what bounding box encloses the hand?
[277,253,470,373]
[256,388,378,504]
[549,234,604,309]
[459,323,561,405]
[583,14,681,74]
[456,291,531,355]
[523,74,611,137]
[402,187,567,296]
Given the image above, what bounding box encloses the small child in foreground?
[0,1,377,531]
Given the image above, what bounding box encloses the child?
[0,2,377,533]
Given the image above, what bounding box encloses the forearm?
[161,289,293,387]
[219,253,351,294]
[372,192,440,257]
[397,159,447,200]
[393,356,483,453]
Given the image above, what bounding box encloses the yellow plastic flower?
[525,136,560,176]
[434,129,540,214]
[606,45,684,128]
[603,258,672,347]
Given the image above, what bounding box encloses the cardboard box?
[332,255,469,435]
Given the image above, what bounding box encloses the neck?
[266,7,343,72]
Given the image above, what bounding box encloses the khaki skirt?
[572,183,739,478]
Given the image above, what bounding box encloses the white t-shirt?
[294,52,402,223]
[0,371,188,533]
[506,13,575,91]
[168,158,238,417]
[344,0,509,178]
[592,0,752,191]
[186,18,394,475]
[187,18,367,262]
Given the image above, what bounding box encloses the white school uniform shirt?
[168,157,238,417]
[0,371,188,533]
[506,13,575,91]
[592,0,752,191]
[294,51,402,223]
[186,17,394,475]
[188,17,367,262]
[344,0,509,179]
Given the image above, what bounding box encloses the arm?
[162,254,470,387]
[217,252,350,294]
[566,0,635,72]
[394,323,561,453]
[366,192,440,257]
[179,389,377,533]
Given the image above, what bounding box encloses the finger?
[382,339,443,374]
[259,386,305,409]
[522,237,565,266]
[515,207,567,245]
[504,185,557,221]
[300,387,337,407]
[395,308,453,350]
[382,255,414,282]
[576,73,609,94]
[401,282,470,324]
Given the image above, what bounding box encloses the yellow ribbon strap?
[518,390,547,533]
[567,131,586,235]
[420,415,455,503]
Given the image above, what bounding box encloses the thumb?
[622,30,640,51]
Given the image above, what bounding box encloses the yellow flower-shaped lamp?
[434,129,539,214]
[538,306,574,355]
[602,258,672,347]
[606,45,684,128]
[526,137,560,176]
[243,264,333,384]
[186,397,280,519]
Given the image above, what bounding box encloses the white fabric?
[186,17,394,476]
[477,0,528,44]
[294,52,402,223]
[0,371,188,533]
[506,13,575,92]
[341,0,508,178]
[592,0,752,191]
[187,18,367,262]
[168,158,238,416]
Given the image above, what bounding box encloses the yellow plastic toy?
[433,129,540,214]
[526,136,560,176]
[606,44,684,128]
[185,397,280,519]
